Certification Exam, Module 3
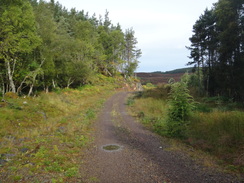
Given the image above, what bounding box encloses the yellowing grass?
[187,111,244,167]
[0,82,117,182]
[130,86,244,173]
[129,92,168,134]
[133,97,168,118]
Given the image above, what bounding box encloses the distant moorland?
[136,67,193,85]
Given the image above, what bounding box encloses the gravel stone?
[80,92,244,183]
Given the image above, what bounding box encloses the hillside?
[136,67,193,85]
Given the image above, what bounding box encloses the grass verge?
[128,85,244,174]
[0,76,122,182]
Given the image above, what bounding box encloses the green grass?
[129,84,244,173]
[128,87,168,133]
[187,111,244,170]
[0,76,122,182]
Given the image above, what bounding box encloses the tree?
[97,12,126,76]
[0,0,41,93]
[214,0,244,100]
[122,28,142,77]
[166,75,195,138]
[32,0,58,92]
[187,0,244,101]
[187,8,217,96]
[0,0,142,95]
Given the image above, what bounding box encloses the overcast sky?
[56,0,219,72]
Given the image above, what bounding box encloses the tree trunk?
[28,84,34,97]
[67,78,74,88]
[17,76,28,94]
[1,74,5,98]
[52,79,56,89]
[6,61,16,93]
[45,86,49,93]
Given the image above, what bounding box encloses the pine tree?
[122,28,142,77]
[187,0,244,101]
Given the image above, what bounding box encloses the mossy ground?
[0,76,125,182]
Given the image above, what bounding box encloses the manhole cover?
[102,144,122,152]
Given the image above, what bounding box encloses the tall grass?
[130,84,244,172]
[129,86,169,133]
[187,111,244,167]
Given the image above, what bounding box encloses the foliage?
[187,0,244,102]
[0,0,141,96]
[166,78,195,138]
[130,81,244,172]
[0,0,41,93]
[142,83,155,90]
[122,28,142,78]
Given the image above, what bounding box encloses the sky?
[55,0,219,72]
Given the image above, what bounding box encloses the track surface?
[80,92,242,183]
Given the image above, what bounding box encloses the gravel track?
[79,92,243,183]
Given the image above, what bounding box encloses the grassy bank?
[0,76,123,182]
[129,85,244,173]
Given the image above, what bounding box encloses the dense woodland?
[0,0,141,96]
[187,0,244,102]
[1,0,243,103]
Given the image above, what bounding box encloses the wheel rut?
[79,92,242,183]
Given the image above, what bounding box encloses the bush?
[142,83,155,90]
[166,80,195,138]
[4,92,18,99]
[130,75,244,172]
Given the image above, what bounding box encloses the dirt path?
[79,92,242,183]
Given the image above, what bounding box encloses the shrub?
[166,80,195,138]
[142,83,155,90]
[4,92,18,99]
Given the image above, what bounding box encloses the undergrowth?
[129,84,244,173]
[0,75,123,182]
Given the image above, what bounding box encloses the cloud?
[56,0,218,72]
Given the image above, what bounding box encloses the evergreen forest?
[187,0,244,102]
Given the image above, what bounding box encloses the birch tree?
[0,0,41,93]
